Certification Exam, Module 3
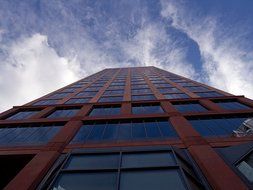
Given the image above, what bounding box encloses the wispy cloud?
[160,0,253,98]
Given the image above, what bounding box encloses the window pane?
[132,105,164,114]
[51,172,117,190]
[173,103,207,112]
[145,122,161,138]
[122,152,175,168]
[6,111,39,120]
[47,109,79,118]
[120,169,187,190]
[65,154,119,169]
[132,122,146,139]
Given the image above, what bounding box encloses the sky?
[0,0,253,112]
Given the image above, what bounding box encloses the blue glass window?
[99,96,123,103]
[132,104,164,114]
[188,116,249,136]
[186,86,209,92]
[196,92,223,97]
[177,82,196,87]
[65,98,90,104]
[76,91,97,97]
[132,84,149,89]
[61,88,78,93]
[173,103,207,112]
[84,87,100,91]
[154,83,173,88]
[120,169,187,190]
[48,148,208,190]
[132,88,152,95]
[6,110,39,120]
[71,120,178,144]
[47,108,80,118]
[0,124,62,145]
[89,105,121,116]
[103,90,124,96]
[48,93,71,99]
[158,88,181,94]
[51,172,117,190]
[132,95,156,101]
[215,101,251,110]
[33,99,59,106]
[107,85,125,90]
[164,93,189,99]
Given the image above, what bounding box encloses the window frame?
[40,146,210,190]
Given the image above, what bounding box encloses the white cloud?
[0,33,80,112]
[121,23,197,78]
[161,0,253,99]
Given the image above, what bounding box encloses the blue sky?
[0,0,253,111]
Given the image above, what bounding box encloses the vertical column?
[122,68,132,115]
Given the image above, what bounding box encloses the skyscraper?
[0,66,253,190]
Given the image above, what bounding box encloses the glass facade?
[47,108,80,118]
[71,119,178,143]
[173,103,207,113]
[89,105,121,116]
[132,104,164,114]
[43,147,208,190]
[188,116,248,136]
[0,124,62,145]
[6,110,39,120]
[215,101,250,110]
[164,93,189,99]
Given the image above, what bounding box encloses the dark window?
[196,92,223,97]
[0,124,62,145]
[99,96,123,103]
[132,104,164,114]
[173,103,207,112]
[65,98,90,104]
[33,99,59,106]
[237,151,253,183]
[85,87,100,91]
[154,83,173,88]
[71,119,178,143]
[120,169,187,190]
[76,91,97,97]
[177,82,196,87]
[132,84,149,89]
[132,88,152,95]
[48,93,71,99]
[186,86,209,92]
[103,90,124,96]
[165,93,189,99]
[65,154,119,169]
[158,87,181,94]
[52,172,117,190]
[6,110,39,120]
[215,101,251,110]
[61,88,78,93]
[47,108,80,118]
[89,105,121,116]
[132,95,156,101]
[107,86,125,90]
[188,116,249,136]
[42,147,209,190]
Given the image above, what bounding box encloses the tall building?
[0,66,253,190]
